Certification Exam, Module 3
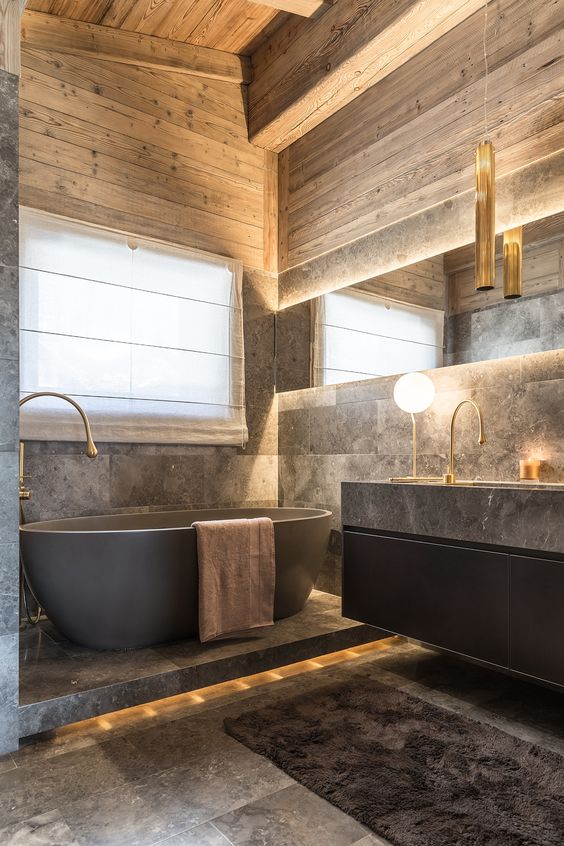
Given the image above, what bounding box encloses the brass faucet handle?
[19,487,32,500]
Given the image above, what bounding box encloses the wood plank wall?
[353,257,446,311]
[19,45,274,271]
[1,0,26,74]
[278,0,564,270]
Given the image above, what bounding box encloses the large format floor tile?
[0,809,79,846]
[1,638,562,845]
[213,783,367,845]
[154,823,233,845]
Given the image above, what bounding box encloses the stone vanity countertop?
[341,481,564,555]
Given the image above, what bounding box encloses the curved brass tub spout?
[19,391,98,500]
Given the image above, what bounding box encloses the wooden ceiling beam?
[246,0,330,18]
[249,0,487,152]
[21,10,252,83]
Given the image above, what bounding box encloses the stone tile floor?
[3,636,564,845]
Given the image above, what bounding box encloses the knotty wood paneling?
[21,10,252,81]
[247,0,329,16]
[249,0,484,151]
[19,45,274,270]
[354,257,446,312]
[25,0,287,55]
[280,0,564,269]
[0,0,26,74]
[262,148,278,272]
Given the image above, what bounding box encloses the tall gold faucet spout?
[18,391,98,500]
[19,391,98,457]
[444,399,486,485]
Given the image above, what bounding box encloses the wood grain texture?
[22,9,252,80]
[20,43,276,270]
[278,149,564,308]
[263,149,278,272]
[249,0,485,151]
[277,147,289,272]
[24,0,285,55]
[444,211,564,275]
[447,239,562,314]
[446,211,564,313]
[0,0,26,73]
[280,0,564,268]
[353,257,446,311]
[247,0,328,17]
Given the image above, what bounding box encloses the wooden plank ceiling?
[249,0,487,151]
[24,0,291,55]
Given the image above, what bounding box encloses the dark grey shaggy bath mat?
[224,677,564,845]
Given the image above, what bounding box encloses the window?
[313,288,444,386]
[19,209,247,445]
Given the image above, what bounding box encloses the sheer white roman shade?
[19,208,248,445]
[313,288,444,386]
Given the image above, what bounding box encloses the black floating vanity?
[342,481,564,688]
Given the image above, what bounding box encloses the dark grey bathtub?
[20,507,332,651]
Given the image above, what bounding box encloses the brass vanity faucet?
[19,391,98,500]
[444,399,486,485]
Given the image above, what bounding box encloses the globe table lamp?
[390,372,439,482]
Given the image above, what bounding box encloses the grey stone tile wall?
[278,349,564,595]
[275,301,311,392]
[446,289,564,366]
[21,271,278,523]
[0,69,20,755]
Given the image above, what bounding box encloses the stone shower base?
[19,590,377,738]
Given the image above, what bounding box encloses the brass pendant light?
[475,1,496,292]
[475,140,495,290]
[503,226,523,298]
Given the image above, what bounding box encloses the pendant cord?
[483,0,489,140]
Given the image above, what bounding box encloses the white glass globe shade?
[393,372,435,414]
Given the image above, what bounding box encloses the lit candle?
[520,458,542,481]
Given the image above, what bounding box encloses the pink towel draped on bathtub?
[193,517,275,643]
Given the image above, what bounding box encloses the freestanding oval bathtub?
[20,507,332,651]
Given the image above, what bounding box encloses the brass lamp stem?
[411,413,417,478]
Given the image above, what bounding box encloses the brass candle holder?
[519,458,541,482]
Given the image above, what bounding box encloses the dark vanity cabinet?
[510,554,564,687]
[343,529,564,687]
[342,532,509,666]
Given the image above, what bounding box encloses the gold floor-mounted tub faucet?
[444,399,486,485]
[19,391,98,501]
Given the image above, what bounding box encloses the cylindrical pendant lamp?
[503,226,523,299]
[475,140,496,291]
